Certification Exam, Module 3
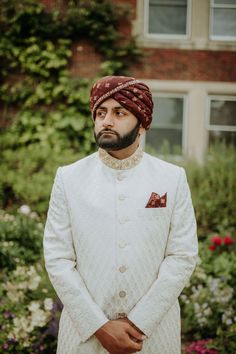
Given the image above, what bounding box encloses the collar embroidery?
[98,147,143,170]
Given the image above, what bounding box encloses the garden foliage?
[0,0,141,213]
[182,233,236,353]
[0,207,61,353]
[185,143,236,237]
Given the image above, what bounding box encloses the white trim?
[208,94,236,101]
[209,125,236,132]
[209,0,236,41]
[144,0,192,40]
[212,1,236,9]
[211,35,236,41]
[144,80,236,94]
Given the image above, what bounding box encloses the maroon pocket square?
[145,192,167,208]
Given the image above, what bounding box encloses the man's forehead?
[97,104,124,110]
[97,98,127,110]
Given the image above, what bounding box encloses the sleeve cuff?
[127,313,151,338]
[79,315,109,343]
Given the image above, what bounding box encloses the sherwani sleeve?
[43,167,109,343]
[128,167,198,337]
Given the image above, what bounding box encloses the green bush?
[185,143,236,236]
[0,261,59,353]
[0,208,43,270]
[0,208,59,353]
[0,142,87,213]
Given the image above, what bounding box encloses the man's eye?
[116,111,125,116]
[97,111,105,118]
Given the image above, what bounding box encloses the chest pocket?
[137,208,167,221]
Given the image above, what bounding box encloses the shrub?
[0,207,43,270]
[181,231,236,353]
[0,261,60,353]
[0,208,59,353]
[185,143,236,237]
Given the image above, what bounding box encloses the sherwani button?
[118,194,126,201]
[119,265,127,273]
[117,312,127,318]
[119,290,126,298]
[118,241,127,248]
[117,173,124,181]
[119,217,129,224]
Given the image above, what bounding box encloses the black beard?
[94,121,140,151]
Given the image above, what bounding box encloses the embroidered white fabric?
[98,146,143,170]
[43,151,198,354]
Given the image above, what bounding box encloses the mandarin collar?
[98,146,143,170]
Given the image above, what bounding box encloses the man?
[44,75,198,354]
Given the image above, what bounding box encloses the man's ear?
[138,125,146,136]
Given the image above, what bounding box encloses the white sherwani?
[44,148,198,354]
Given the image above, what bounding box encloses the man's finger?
[126,324,147,341]
[132,340,143,352]
[129,334,143,343]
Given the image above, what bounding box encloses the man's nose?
[102,112,114,127]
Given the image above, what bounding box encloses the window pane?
[214,0,236,5]
[209,131,236,145]
[146,128,182,154]
[146,96,184,155]
[212,9,236,36]
[149,0,187,35]
[152,97,183,128]
[210,100,236,126]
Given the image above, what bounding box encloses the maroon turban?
[90,76,153,130]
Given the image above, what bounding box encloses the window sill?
[137,36,236,51]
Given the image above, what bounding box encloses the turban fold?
[90,76,153,130]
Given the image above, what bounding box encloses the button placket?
[116,171,130,307]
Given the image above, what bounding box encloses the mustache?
[97,129,119,138]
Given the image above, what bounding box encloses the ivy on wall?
[0,0,141,212]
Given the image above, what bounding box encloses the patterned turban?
[90,76,153,130]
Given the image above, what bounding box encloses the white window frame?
[210,0,236,41]
[207,95,236,146]
[144,0,192,40]
[144,92,188,156]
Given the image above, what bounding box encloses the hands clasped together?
[95,318,147,354]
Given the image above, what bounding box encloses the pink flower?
[209,244,216,251]
[223,235,234,245]
[186,340,218,354]
[211,236,222,246]
[2,343,9,350]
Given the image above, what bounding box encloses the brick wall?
[130,49,236,82]
[39,0,236,82]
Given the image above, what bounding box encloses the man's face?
[94,98,144,151]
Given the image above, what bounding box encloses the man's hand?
[94,320,146,354]
[118,317,145,336]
